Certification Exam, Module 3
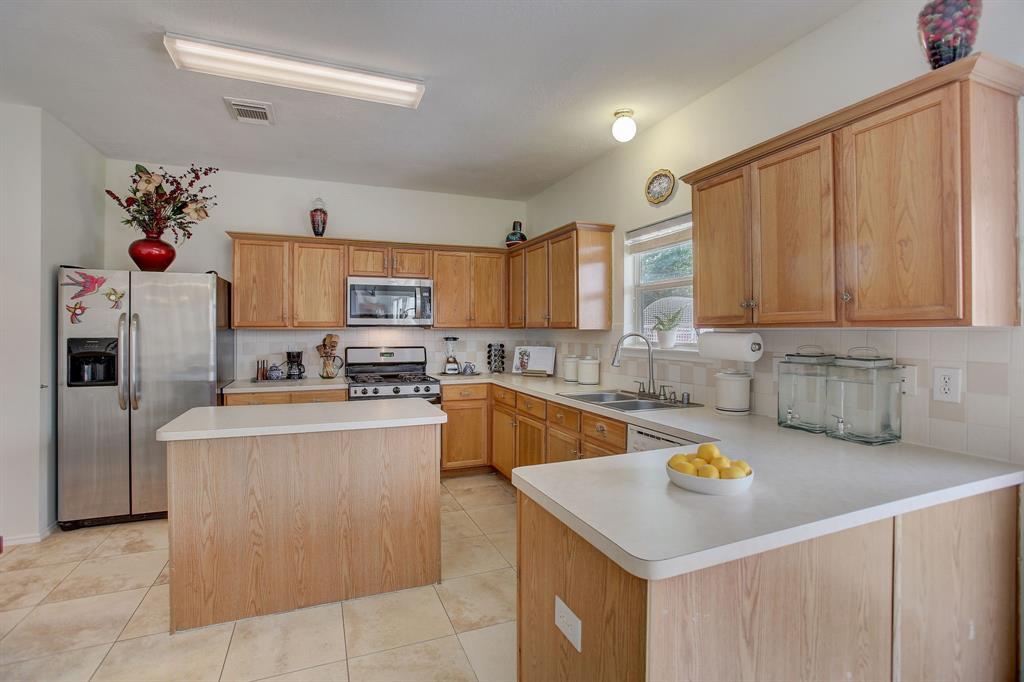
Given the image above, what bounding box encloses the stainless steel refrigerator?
[57,268,233,528]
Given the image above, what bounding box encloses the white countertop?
[222,377,349,394]
[156,398,446,441]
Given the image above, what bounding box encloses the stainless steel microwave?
[347,277,434,326]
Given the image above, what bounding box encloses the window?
[626,214,695,346]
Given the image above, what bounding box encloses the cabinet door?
[751,135,836,324]
[546,427,580,463]
[441,399,489,470]
[491,406,516,478]
[348,245,390,277]
[548,232,578,328]
[233,239,289,327]
[837,84,962,323]
[223,391,291,406]
[392,248,432,278]
[582,440,619,458]
[433,251,472,328]
[693,167,752,326]
[515,413,546,467]
[525,241,550,328]
[508,250,526,328]
[470,253,506,327]
[291,243,345,327]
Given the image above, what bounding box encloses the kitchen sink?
[558,390,700,412]
[560,391,637,403]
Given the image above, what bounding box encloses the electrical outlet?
[554,595,582,652]
[932,367,962,403]
[897,365,917,397]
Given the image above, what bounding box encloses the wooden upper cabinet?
[391,248,431,278]
[291,243,345,327]
[837,84,963,324]
[751,134,836,324]
[525,241,550,328]
[433,251,472,328]
[471,252,506,327]
[693,167,752,326]
[233,239,289,327]
[508,250,525,328]
[347,245,390,277]
[548,232,578,328]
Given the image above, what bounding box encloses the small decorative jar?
[310,197,328,237]
[505,220,527,248]
[917,0,981,70]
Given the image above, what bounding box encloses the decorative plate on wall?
[645,169,676,204]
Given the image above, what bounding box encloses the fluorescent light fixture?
[163,33,425,109]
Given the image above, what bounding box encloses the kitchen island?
[156,398,446,631]
[512,409,1024,682]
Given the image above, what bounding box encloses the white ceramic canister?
[563,355,579,382]
[577,356,600,385]
[714,370,752,415]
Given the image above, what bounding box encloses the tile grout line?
[88,581,154,680]
[340,600,351,682]
[216,621,238,681]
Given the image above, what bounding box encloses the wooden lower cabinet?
[581,440,619,458]
[546,427,580,463]
[515,413,546,468]
[441,398,489,470]
[517,488,1018,682]
[223,390,348,406]
[491,405,516,478]
[290,390,348,404]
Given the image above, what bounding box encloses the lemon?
[667,454,689,469]
[732,460,752,475]
[691,457,708,468]
[685,453,700,462]
[720,466,746,479]
[697,464,720,479]
[697,443,720,461]
[710,456,732,471]
[670,460,698,476]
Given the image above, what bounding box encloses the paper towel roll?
[697,332,764,363]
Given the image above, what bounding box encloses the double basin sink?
[557,390,698,412]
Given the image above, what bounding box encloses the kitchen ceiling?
[0,1,856,199]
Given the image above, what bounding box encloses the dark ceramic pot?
[505,220,527,248]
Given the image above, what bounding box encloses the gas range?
[344,346,440,401]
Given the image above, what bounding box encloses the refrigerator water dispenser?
[67,338,118,387]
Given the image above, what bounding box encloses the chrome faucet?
[611,333,656,399]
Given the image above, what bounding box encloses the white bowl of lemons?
[665,442,753,496]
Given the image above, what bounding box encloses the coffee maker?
[285,350,305,379]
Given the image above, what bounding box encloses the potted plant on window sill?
[652,310,683,350]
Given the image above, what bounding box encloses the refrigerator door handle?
[129,313,141,410]
[117,312,129,410]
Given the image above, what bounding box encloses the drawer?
[581,412,627,451]
[289,390,347,404]
[582,440,620,458]
[442,383,489,401]
[516,393,547,419]
[492,385,517,408]
[223,391,291,406]
[547,403,580,432]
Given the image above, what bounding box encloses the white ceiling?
[0,1,856,199]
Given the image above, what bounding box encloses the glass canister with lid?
[777,345,835,433]
[825,347,902,445]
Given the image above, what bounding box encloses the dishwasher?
[626,425,700,453]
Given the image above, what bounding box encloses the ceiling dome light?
[611,109,637,143]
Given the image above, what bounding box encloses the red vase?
[128,232,176,272]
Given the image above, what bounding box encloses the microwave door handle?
[116,312,128,410]
[129,313,140,410]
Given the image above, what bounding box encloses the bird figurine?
[103,288,125,310]
[61,271,106,299]
[66,302,87,324]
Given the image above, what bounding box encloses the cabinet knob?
[840,291,853,303]
[555,412,563,421]
[596,424,606,433]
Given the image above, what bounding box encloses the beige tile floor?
[0,474,518,682]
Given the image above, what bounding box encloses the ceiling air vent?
[223,97,275,125]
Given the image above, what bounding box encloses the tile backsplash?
[236,325,1024,465]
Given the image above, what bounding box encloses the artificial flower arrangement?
[105,163,218,270]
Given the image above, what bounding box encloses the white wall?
[39,111,106,533]
[103,160,527,276]
[0,104,44,543]
[0,105,105,544]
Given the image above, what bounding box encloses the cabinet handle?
[596,424,606,433]
[555,412,563,421]
[740,300,749,309]
[749,298,757,309]
[840,291,852,303]
[570,449,577,457]
[526,401,533,407]
[460,390,470,397]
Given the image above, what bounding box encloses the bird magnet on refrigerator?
[60,271,106,299]
[103,288,125,309]
[66,302,88,324]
